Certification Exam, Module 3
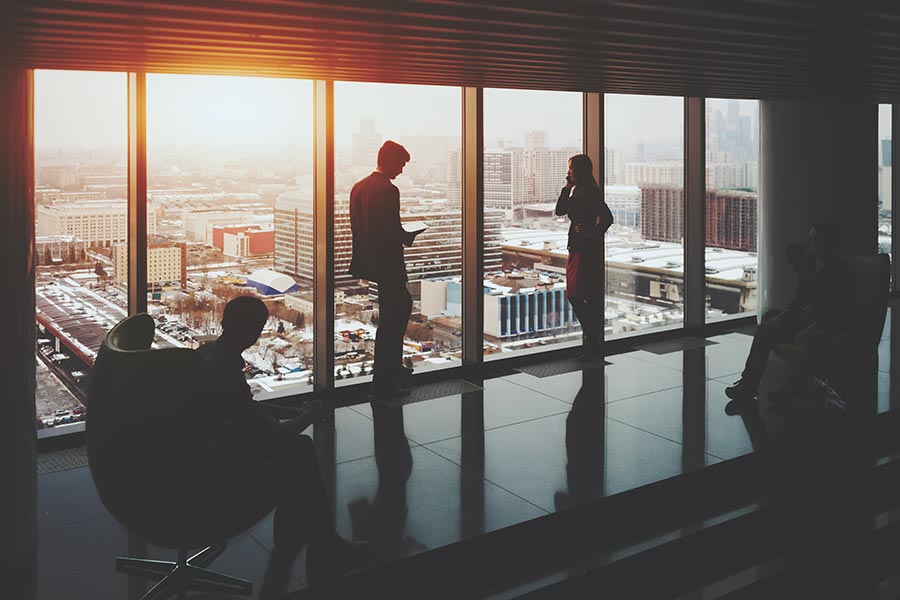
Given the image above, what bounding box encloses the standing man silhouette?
[349,140,420,399]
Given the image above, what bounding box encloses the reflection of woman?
[555,154,613,359]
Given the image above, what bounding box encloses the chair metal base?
[116,545,252,600]
[796,377,846,410]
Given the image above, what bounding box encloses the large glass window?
[705,99,759,320]
[604,94,685,337]
[147,74,314,400]
[333,83,462,383]
[879,104,892,271]
[34,70,127,432]
[483,89,583,358]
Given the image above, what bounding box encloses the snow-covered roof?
[247,269,297,294]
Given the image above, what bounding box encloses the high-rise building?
[881,166,893,213]
[274,190,314,284]
[605,185,642,227]
[182,209,248,243]
[624,161,684,186]
[35,235,88,265]
[37,200,157,247]
[38,165,80,189]
[641,186,684,244]
[642,185,758,252]
[706,190,758,252]
[445,149,462,204]
[352,116,382,170]
[525,130,548,151]
[529,147,575,208]
[211,224,275,257]
[485,148,526,222]
[275,189,503,289]
[113,239,186,293]
[396,135,458,183]
[712,162,758,190]
[605,147,623,185]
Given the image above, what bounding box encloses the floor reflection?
[347,402,424,562]
[556,369,606,512]
[32,304,900,599]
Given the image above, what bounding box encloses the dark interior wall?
[0,68,36,577]
[758,99,878,313]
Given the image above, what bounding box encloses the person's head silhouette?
[220,296,268,351]
[806,222,840,260]
[377,141,410,180]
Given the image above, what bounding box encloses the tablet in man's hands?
[402,221,428,235]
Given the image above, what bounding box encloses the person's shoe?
[725,397,757,416]
[725,379,757,401]
[371,384,411,400]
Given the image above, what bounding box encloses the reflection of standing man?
[349,141,418,398]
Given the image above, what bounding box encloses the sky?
[34,70,887,154]
[34,70,127,149]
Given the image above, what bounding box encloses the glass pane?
[34,70,127,432]
[147,74,314,400]
[705,99,759,321]
[334,82,462,384]
[483,89,583,359]
[605,94,685,337]
[879,104,892,278]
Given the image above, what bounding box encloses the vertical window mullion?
[127,72,147,315]
[462,87,484,366]
[313,80,335,391]
[685,97,706,328]
[892,103,899,291]
[583,92,604,336]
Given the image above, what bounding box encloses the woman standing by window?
[555,154,613,359]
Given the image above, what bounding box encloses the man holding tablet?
[349,140,424,398]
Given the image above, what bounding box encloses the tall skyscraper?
[641,185,758,252]
[276,190,504,290]
[641,186,684,244]
[274,190,314,285]
[485,148,526,222]
[37,200,157,247]
[525,130,548,151]
[605,147,623,185]
[706,190,758,252]
[351,116,382,170]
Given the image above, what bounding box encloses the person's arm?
[598,198,614,235]
[260,401,306,419]
[784,283,807,315]
[796,268,856,343]
[380,185,416,247]
[811,269,856,332]
[555,185,571,216]
[279,399,330,435]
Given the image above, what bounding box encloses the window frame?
[36,72,772,443]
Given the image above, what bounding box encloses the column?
[462,87,484,367]
[759,99,877,313]
[0,68,36,583]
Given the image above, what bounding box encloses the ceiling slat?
[4,0,900,100]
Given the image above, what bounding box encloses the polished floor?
[33,309,899,599]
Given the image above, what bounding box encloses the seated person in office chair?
[726,223,858,405]
[195,296,371,584]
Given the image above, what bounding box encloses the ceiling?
[3,0,900,100]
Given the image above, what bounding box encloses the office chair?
[86,313,279,599]
[772,249,890,409]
